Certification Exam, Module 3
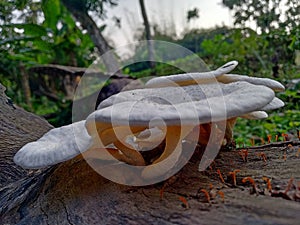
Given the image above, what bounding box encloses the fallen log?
[0,83,52,187]
[0,83,299,225]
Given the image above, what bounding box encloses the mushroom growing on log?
[14,61,285,183]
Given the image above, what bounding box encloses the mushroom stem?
[93,125,148,165]
[85,123,148,165]
[83,147,129,163]
[224,118,237,144]
[153,126,190,164]
[113,140,146,166]
[142,126,193,178]
[185,124,211,145]
[98,126,147,146]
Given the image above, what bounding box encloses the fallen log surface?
[0,83,52,188]
[0,83,299,225]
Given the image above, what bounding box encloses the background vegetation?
[0,0,299,146]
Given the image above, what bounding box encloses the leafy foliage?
[0,0,299,143]
[187,8,200,22]
[126,23,299,145]
[222,0,299,33]
[61,0,118,16]
[0,0,96,126]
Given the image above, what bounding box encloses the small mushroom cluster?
[14,61,285,175]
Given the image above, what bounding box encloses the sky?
[100,0,233,57]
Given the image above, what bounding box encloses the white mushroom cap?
[86,81,275,128]
[260,97,284,111]
[13,60,286,171]
[217,74,285,92]
[14,121,92,169]
[241,111,268,119]
[240,97,284,120]
[145,61,238,88]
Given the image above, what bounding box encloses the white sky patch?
[102,0,233,58]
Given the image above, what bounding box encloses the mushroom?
[217,74,285,92]
[145,61,285,144]
[84,81,275,177]
[145,61,239,88]
[14,121,92,169]
[14,61,285,180]
[145,61,285,92]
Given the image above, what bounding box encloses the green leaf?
[7,53,35,62]
[32,38,52,51]
[23,24,48,37]
[0,36,37,45]
[1,23,48,37]
[42,0,61,30]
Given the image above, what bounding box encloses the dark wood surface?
[0,83,299,225]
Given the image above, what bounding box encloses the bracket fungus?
[14,61,285,181]
[14,121,92,169]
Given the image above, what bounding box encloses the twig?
[236,140,300,150]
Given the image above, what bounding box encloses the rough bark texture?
[29,64,129,101]
[19,63,32,109]
[0,83,52,188]
[0,83,300,225]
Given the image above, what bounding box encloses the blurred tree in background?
[61,0,120,72]
[222,0,299,75]
[122,0,299,145]
[138,0,155,69]
[0,0,299,144]
[0,0,119,125]
[186,7,199,23]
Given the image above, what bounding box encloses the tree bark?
[139,0,155,69]
[0,83,52,188]
[19,63,32,110]
[1,82,300,225]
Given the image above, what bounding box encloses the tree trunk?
[19,63,32,110]
[1,82,300,224]
[61,1,120,74]
[139,0,155,69]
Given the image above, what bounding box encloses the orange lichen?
[267,134,272,143]
[159,176,177,200]
[260,137,265,145]
[262,177,272,191]
[229,169,240,186]
[281,133,288,141]
[275,135,279,142]
[242,177,257,193]
[283,152,287,161]
[179,196,189,208]
[239,149,248,162]
[287,144,293,148]
[256,152,267,163]
[284,177,294,194]
[200,189,211,203]
[217,191,225,203]
[242,177,255,185]
[296,148,300,157]
[217,169,225,183]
